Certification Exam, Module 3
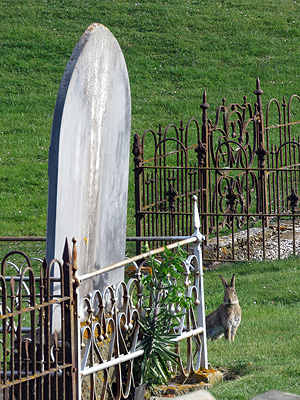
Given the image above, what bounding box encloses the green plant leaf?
[135,246,190,387]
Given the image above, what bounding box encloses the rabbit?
[205,274,241,341]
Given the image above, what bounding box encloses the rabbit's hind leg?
[230,326,238,341]
[224,328,231,341]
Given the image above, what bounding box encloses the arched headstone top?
[46,23,131,295]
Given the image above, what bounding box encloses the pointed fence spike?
[192,195,200,231]
[282,96,287,108]
[192,196,205,243]
[62,238,71,264]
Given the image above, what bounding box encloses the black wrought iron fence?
[132,78,300,263]
[0,241,76,400]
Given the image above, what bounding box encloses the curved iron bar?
[209,103,257,169]
[0,255,44,331]
[276,141,300,167]
[164,123,180,141]
[208,140,255,231]
[77,243,206,399]
[141,128,158,150]
[185,118,201,149]
[79,284,142,400]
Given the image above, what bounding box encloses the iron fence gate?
[132,78,300,263]
[75,197,207,400]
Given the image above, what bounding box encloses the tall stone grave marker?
[46,23,131,298]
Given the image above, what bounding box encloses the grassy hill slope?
[1,3,300,399]
[0,0,299,239]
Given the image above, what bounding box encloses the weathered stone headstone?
[46,23,131,298]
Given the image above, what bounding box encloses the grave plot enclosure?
[133,79,300,262]
[0,220,208,400]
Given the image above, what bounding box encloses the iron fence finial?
[192,195,205,244]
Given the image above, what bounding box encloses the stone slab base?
[149,369,222,399]
[251,390,300,400]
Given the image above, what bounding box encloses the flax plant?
[137,246,192,387]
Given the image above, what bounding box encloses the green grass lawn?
[204,257,300,400]
[1,1,300,398]
[1,0,300,239]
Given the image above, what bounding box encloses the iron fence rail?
[79,236,197,282]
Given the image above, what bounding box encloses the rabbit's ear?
[219,275,229,287]
[230,274,236,288]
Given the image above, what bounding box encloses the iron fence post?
[192,196,208,369]
[62,239,77,400]
[255,78,269,227]
[132,133,144,254]
[71,237,81,400]
[199,92,209,243]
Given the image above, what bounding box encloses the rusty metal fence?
[0,241,76,400]
[0,200,207,399]
[132,78,300,263]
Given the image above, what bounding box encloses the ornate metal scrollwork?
[132,133,143,163]
[226,184,238,214]
[79,249,205,399]
[195,140,207,167]
[166,177,178,213]
[210,134,258,231]
[80,280,141,400]
[255,142,268,168]
[288,189,299,213]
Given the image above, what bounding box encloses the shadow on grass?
[221,361,264,382]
